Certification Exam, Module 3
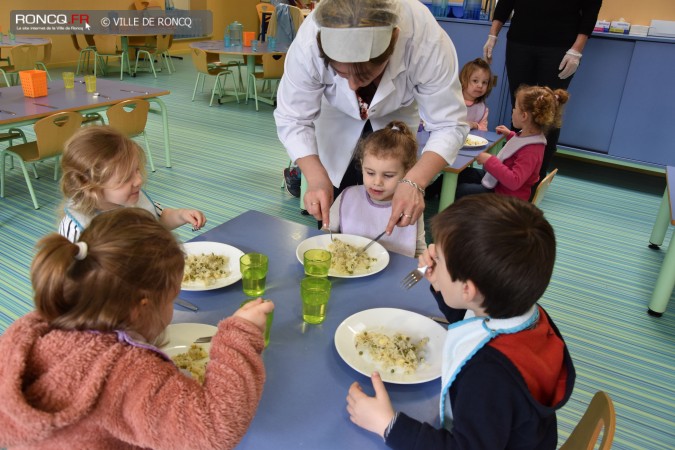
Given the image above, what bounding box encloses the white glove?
[482,35,497,64]
[558,49,582,79]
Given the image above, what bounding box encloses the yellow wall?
[1,0,674,66]
[599,0,675,25]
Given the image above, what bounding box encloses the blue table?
[417,129,504,211]
[647,166,675,316]
[174,210,444,449]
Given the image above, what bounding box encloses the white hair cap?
[320,26,393,63]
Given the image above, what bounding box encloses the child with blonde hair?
[456,85,569,201]
[460,58,493,131]
[58,126,206,242]
[0,208,274,449]
[329,121,426,257]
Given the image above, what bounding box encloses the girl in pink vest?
[329,121,426,258]
[456,85,569,202]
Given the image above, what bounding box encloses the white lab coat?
[274,0,469,187]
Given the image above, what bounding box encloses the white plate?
[161,323,217,358]
[181,241,245,291]
[463,134,489,148]
[295,234,389,278]
[334,308,447,384]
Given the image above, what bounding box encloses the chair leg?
[0,152,5,198]
[35,62,51,80]
[53,156,59,180]
[192,73,202,102]
[31,163,38,179]
[17,159,39,209]
[210,73,225,107]
[0,69,10,88]
[142,131,155,172]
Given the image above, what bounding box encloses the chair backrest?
[261,53,285,79]
[34,112,84,158]
[107,99,150,137]
[40,39,53,64]
[191,48,225,76]
[84,34,96,47]
[560,391,616,450]
[154,34,172,53]
[267,4,304,44]
[531,168,558,207]
[10,45,39,71]
[70,34,83,52]
[93,35,120,54]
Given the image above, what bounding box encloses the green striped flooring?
[0,57,673,449]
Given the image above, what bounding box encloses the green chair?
[134,34,173,78]
[190,48,240,107]
[93,35,131,80]
[0,44,38,86]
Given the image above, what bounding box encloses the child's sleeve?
[478,106,489,131]
[483,145,542,191]
[328,191,344,232]
[414,218,427,257]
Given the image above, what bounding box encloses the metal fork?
[400,265,428,290]
[194,336,213,343]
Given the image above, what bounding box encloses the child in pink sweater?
[0,208,274,450]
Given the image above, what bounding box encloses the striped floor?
[0,57,673,449]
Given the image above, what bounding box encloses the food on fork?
[171,344,208,384]
[182,253,230,287]
[328,238,377,275]
[355,330,429,374]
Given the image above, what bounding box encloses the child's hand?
[475,152,491,165]
[234,298,274,333]
[495,125,510,136]
[420,244,439,289]
[181,209,206,230]
[346,372,395,438]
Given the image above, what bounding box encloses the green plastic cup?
[240,253,269,297]
[303,249,331,277]
[301,277,331,324]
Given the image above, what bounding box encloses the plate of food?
[181,241,245,291]
[463,134,489,148]
[162,323,217,384]
[295,234,389,278]
[334,308,447,384]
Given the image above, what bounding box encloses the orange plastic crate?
[19,70,48,98]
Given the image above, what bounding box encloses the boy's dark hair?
[431,195,555,318]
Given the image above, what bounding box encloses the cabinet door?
[558,38,633,153]
[610,41,675,166]
[439,20,508,131]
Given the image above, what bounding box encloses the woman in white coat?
[274,0,469,233]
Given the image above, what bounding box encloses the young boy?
[346,194,575,449]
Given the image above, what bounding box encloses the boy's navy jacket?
[385,289,575,449]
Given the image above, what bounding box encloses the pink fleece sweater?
[0,312,266,450]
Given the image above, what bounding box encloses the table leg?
[438,172,458,212]
[147,97,171,168]
[649,188,670,248]
[648,230,675,316]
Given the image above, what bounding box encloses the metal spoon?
[93,92,110,99]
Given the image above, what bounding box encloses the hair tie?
[391,125,400,131]
[74,241,88,261]
[537,95,544,102]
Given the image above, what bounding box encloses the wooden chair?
[0,44,38,86]
[266,4,304,44]
[560,391,616,450]
[34,38,53,80]
[134,34,173,78]
[93,35,131,80]
[106,99,155,172]
[531,168,558,207]
[190,48,240,107]
[247,54,285,111]
[256,2,275,41]
[1,112,83,209]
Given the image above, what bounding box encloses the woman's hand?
[388,181,425,234]
[303,174,334,226]
[234,298,274,333]
[346,372,395,438]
